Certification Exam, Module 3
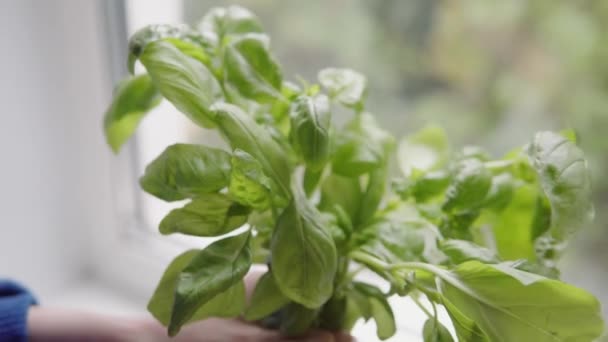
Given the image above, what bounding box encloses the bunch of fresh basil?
[103,6,605,341]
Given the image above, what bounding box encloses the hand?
[155,267,352,341]
[161,318,353,342]
[28,267,354,341]
[134,267,353,341]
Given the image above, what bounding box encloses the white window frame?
[92,0,195,300]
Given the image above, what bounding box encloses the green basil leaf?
[244,271,289,321]
[148,250,199,326]
[169,231,252,336]
[189,281,246,322]
[303,167,323,196]
[159,193,249,236]
[349,286,372,321]
[478,184,538,260]
[140,144,231,201]
[211,103,292,199]
[197,5,263,48]
[525,131,594,241]
[229,149,280,210]
[442,159,492,213]
[147,250,246,327]
[457,145,492,162]
[356,165,388,225]
[398,125,448,176]
[163,38,211,67]
[280,303,320,336]
[289,95,331,171]
[439,210,479,241]
[319,174,362,224]
[483,173,515,210]
[321,212,348,252]
[103,74,161,153]
[353,282,396,340]
[319,295,347,331]
[530,194,552,241]
[361,205,445,264]
[423,318,455,342]
[140,41,222,128]
[332,113,394,177]
[224,34,283,103]
[271,181,337,308]
[318,68,367,110]
[343,297,362,331]
[128,24,211,73]
[413,171,452,202]
[440,239,499,265]
[438,261,604,342]
[442,295,489,342]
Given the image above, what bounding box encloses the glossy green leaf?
[139,144,231,201]
[319,295,347,331]
[423,318,454,342]
[303,167,323,196]
[140,41,222,128]
[458,145,492,162]
[530,194,552,241]
[229,149,279,210]
[318,68,367,110]
[271,181,337,308]
[289,95,331,171]
[439,210,479,241]
[148,250,198,326]
[319,174,362,224]
[441,297,489,342]
[244,271,289,321]
[361,205,445,264]
[147,250,246,327]
[343,296,363,331]
[413,171,452,202]
[443,159,492,213]
[224,34,283,103]
[103,74,161,153]
[353,282,396,340]
[483,173,515,210]
[159,193,249,236]
[163,38,211,67]
[356,165,388,225]
[280,303,319,336]
[398,125,448,176]
[526,131,594,240]
[197,5,263,48]
[479,184,538,260]
[438,261,604,342]
[169,231,252,336]
[211,103,292,199]
[332,113,394,177]
[440,239,499,265]
[349,286,372,322]
[128,24,210,73]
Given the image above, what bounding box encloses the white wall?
[0,0,116,299]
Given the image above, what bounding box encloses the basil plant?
[103,6,605,341]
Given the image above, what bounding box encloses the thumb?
[296,330,335,342]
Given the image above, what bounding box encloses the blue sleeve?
[0,280,38,342]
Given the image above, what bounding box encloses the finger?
[333,331,355,342]
[292,330,335,342]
